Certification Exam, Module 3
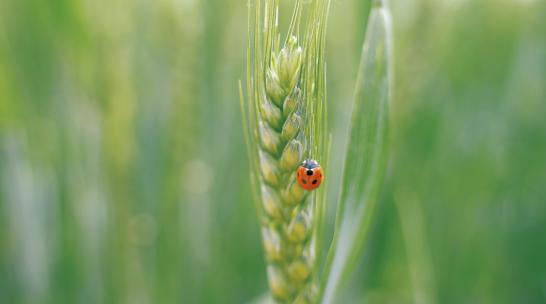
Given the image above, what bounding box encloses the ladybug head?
[302,159,320,170]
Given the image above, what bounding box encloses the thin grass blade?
[320,1,393,302]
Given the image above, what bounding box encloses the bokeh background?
[1,0,545,303]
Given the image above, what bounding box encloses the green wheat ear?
[259,35,315,303]
[240,0,330,302]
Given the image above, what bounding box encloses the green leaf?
[320,1,393,303]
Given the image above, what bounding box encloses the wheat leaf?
[320,1,393,303]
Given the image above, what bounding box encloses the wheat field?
[0,0,545,303]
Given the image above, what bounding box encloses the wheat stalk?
[240,0,330,302]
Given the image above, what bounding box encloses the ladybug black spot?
[301,179,307,184]
[306,170,314,176]
[312,179,318,185]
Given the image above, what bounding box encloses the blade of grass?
[319,1,393,303]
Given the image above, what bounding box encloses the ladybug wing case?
[310,167,323,188]
[296,166,323,190]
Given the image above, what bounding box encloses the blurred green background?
[1,0,545,303]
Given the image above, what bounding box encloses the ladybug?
[296,159,324,191]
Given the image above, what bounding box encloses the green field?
[1,0,545,303]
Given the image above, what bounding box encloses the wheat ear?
[255,35,317,303]
[240,0,330,302]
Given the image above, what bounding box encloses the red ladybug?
[296,159,323,191]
